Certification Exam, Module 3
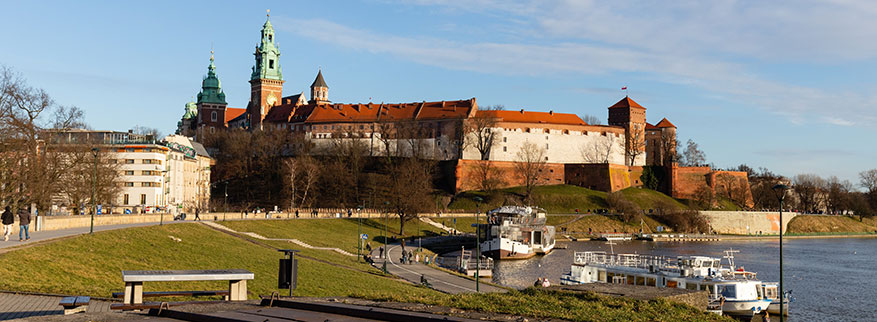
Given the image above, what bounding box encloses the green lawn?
[0,223,441,300]
[218,218,445,255]
[0,222,730,322]
[449,185,691,214]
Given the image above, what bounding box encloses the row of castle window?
[119,159,162,165]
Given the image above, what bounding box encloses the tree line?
[0,66,121,216]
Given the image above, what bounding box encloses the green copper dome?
[182,101,197,119]
[197,53,227,105]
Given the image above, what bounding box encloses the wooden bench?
[58,296,90,315]
[119,269,254,306]
[111,290,230,299]
[110,300,218,311]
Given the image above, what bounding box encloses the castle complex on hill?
[176,12,753,207]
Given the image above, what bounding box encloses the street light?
[383,201,390,274]
[772,183,789,321]
[90,148,99,234]
[473,196,483,292]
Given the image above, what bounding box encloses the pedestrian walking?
[347,209,352,218]
[366,242,372,252]
[379,246,384,259]
[1,206,14,241]
[541,277,551,288]
[295,209,299,218]
[18,207,31,241]
[194,208,201,221]
[415,253,420,263]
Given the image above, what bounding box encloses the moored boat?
[478,206,555,260]
[561,250,778,316]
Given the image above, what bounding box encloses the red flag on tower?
[621,86,627,90]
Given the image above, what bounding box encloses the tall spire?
[251,9,282,81]
[198,50,226,105]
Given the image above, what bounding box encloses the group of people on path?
[2,206,32,242]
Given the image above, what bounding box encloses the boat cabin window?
[718,285,736,298]
[686,283,697,290]
[666,280,678,288]
[764,286,777,299]
[646,277,656,286]
[636,276,645,285]
[627,275,635,285]
[598,270,607,282]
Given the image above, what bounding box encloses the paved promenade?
[0,221,181,251]
[0,293,112,320]
[370,243,505,294]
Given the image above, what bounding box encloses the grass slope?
[0,223,440,300]
[449,185,689,214]
[787,215,877,234]
[0,221,729,322]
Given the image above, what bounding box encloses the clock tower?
[248,10,284,130]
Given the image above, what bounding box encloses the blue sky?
[1,0,875,185]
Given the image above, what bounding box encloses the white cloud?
[275,2,877,128]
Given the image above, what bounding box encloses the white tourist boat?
[560,250,776,316]
[478,206,556,260]
[760,282,790,316]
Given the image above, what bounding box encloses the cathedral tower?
[248,10,284,130]
[196,51,228,134]
[608,96,647,166]
[309,69,329,104]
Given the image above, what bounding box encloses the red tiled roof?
[645,122,657,130]
[655,118,676,128]
[477,110,586,126]
[225,108,246,123]
[609,96,645,109]
[302,99,475,124]
[263,104,296,122]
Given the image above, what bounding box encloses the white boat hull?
[722,300,772,316]
[767,299,789,315]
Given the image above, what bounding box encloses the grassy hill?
[787,215,877,234]
[448,184,689,214]
[0,220,730,322]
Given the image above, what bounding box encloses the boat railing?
[573,251,670,269]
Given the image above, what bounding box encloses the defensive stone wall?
[454,159,565,192]
[565,163,643,192]
[670,166,711,199]
[701,211,798,235]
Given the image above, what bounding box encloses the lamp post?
[772,184,788,321]
[473,196,483,292]
[357,205,363,263]
[383,201,390,274]
[90,148,99,234]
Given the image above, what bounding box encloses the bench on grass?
[114,269,254,309]
[58,296,90,315]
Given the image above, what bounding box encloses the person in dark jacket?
[1,206,14,241]
[18,208,31,241]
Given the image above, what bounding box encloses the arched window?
[211,111,217,122]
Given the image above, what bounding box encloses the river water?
[490,238,877,321]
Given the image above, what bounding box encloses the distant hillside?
[447,184,689,214]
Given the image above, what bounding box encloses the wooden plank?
[112,290,230,298]
[122,269,254,282]
[111,300,219,311]
[59,296,76,306]
[74,296,91,306]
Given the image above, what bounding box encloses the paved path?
[370,243,505,294]
[0,221,184,252]
[0,293,112,321]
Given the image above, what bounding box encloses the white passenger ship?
[478,206,555,260]
[560,250,778,316]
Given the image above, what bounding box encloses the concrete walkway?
[0,221,183,252]
[370,243,505,294]
[0,293,112,321]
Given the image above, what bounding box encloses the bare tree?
[624,127,645,166]
[514,141,547,204]
[284,155,321,209]
[57,144,121,215]
[387,157,434,234]
[132,125,161,140]
[469,160,503,192]
[464,105,503,160]
[715,173,750,209]
[792,174,826,213]
[826,176,853,215]
[579,114,602,125]
[681,139,706,166]
[52,105,87,130]
[580,134,615,163]
[656,131,676,166]
[860,169,877,209]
